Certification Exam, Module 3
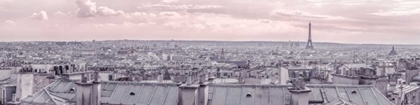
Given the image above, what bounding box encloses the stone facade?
[32,74,53,94]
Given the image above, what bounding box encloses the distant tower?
[221,48,225,56]
[289,40,292,48]
[389,46,398,56]
[306,23,314,50]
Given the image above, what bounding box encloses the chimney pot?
[187,72,192,85]
[81,74,87,83]
[94,71,99,81]
[157,72,163,83]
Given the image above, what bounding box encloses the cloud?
[53,11,67,17]
[4,20,16,26]
[130,12,157,17]
[123,22,135,26]
[31,11,48,20]
[97,6,125,16]
[76,0,96,17]
[159,11,182,18]
[161,0,178,3]
[138,4,223,10]
[93,23,117,27]
[76,0,125,18]
[0,0,13,3]
[269,9,350,20]
[371,1,420,16]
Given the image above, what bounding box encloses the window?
[109,75,113,81]
[69,87,76,93]
[246,93,252,97]
[337,69,342,75]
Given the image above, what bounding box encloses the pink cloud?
[31,11,48,20]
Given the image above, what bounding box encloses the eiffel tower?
[306,23,314,50]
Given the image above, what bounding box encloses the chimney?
[157,72,163,83]
[16,72,34,102]
[288,76,311,105]
[208,76,215,84]
[71,64,76,72]
[278,67,289,85]
[388,74,398,91]
[81,73,87,83]
[247,60,251,69]
[12,93,16,102]
[54,66,59,75]
[199,74,206,84]
[59,66,64,75]
[94,71,99,81]
[65,65,70,73]
[186,72,192,85]
[75,78,101,105]
[198,74,209,105]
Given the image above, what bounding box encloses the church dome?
[389,46,397,56]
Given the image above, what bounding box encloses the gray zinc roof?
[101,81,179,105]
[21,79,179,105]
[207,84,394,105]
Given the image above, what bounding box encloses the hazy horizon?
[2,39,420,46]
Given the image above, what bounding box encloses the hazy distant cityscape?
[0,22,418,105]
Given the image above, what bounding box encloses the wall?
[405,70,419,83]
[278,67,289,85]
[375,78,388,96]
[0,69,11,80]
[179,86,198,105]
[98,72,111,81]
[76,83,93,105]
[0,86,16,105]
[310,78,322,84]
[5,86,16,104]
[32,74,53,94]
[31,64,54,73]
[69,74,83,80]
[15,73,34,101]
[244,78,261,84]
[332,75,359,85]
[75,82,101,105]
[290,91,310,105]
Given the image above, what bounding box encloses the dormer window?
[351,90,357,94]
[69,87,76,93]
[246,92,252,97]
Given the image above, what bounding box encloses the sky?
[0,0,419,44]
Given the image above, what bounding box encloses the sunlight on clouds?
[30,11,48,20]
[0,0,418,43]
[371,0,420,16]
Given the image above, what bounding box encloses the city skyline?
[1,0,420,44]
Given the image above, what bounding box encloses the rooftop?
[207,84,393,105]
